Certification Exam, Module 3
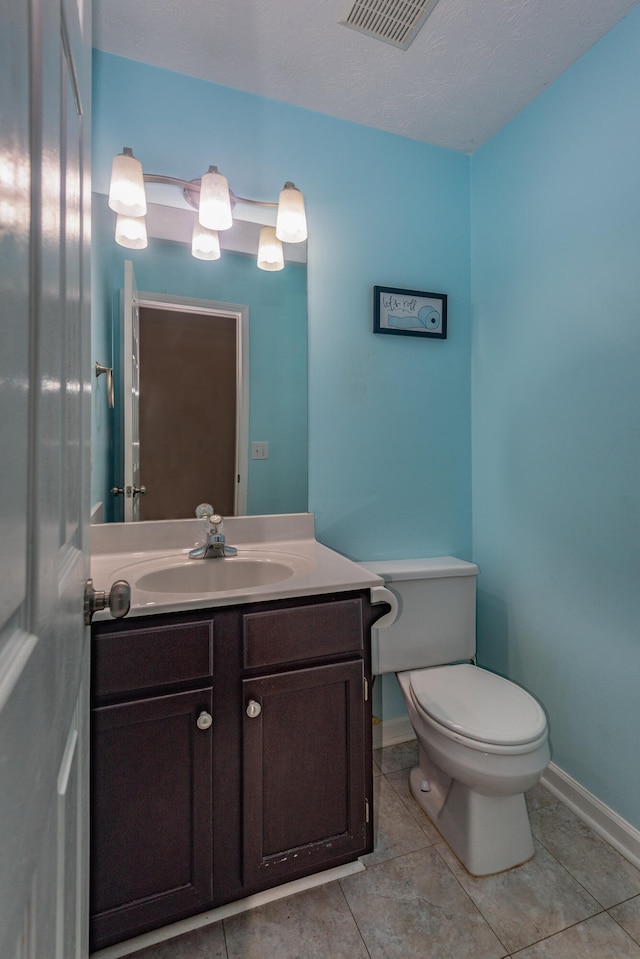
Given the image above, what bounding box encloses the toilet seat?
[408,663,547,748]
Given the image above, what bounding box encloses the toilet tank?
[362,557,479,675]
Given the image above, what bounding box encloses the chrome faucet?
[189,504,238,559]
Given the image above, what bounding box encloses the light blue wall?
[92,51,472,557]
[92,15,640,820]
[471,8,640,828]
[91,193,307,520]
[92,52,473,723]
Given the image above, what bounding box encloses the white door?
[0,0,92,953]
[122,260,142,521]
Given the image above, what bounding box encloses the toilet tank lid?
[361,557,479,581]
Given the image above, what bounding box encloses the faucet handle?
[195,504,223,533]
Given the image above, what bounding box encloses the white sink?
[135,557,296,594]
[90,514,385,616]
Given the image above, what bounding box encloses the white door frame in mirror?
[121,269,249,518]
[122,260,141,521]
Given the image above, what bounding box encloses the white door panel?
[0,0,30,627]
[0,0,91,952]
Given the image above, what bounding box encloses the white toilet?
[365,557,550,877]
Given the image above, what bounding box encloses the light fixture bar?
[108,151,307,267]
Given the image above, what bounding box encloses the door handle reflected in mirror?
[111,485,147,497]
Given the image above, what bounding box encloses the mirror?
[91,193,308,522]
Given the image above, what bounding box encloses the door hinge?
[364,677,369,701]
[365,797,370,823]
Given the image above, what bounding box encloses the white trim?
[122,262,139,522]
[91,860,365,959]
[541,761,640,870]
[372,716,415,750]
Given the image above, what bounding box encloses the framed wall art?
[373,285,447,339]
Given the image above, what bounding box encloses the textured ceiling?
[93,0,639,153]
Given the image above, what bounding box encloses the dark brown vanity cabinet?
[90,591,374,951]
[241,598,369,886]
[90,616,218,949]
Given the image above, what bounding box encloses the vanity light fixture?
[256,226,285,272]
[114,213,148,250]
[198,165,233,232]
[107,147,307,268]
[191,221,221,261]
[275,182,307,244]
[108,148,147,218]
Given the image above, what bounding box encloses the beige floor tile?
[610,895,640,944]
[373,739,418,774]
[129,921,227,958]
[511,912,640,958]
[385,767,443,843]
[223,882,369,959]
[530,803,640,908]
[525,782,557,813]
[437,838,601,954]
[360,774,431,866]
[341,846,508,959]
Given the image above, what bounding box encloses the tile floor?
[128,740,640,959]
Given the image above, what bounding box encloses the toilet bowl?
[397,664,550,875]
[365,557,550,876]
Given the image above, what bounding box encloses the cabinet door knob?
[196,711,213,730]
[246,700,262,719]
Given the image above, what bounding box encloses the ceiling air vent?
[339,0,442,51]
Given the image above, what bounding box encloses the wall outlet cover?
[252,442,269,460]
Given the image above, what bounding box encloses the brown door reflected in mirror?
[138,307,237,519]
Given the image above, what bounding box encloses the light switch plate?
[252,442,269,460]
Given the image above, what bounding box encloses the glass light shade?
[257,227,285,271]
[198,166,233,231]
[115,214,148,249]
[275,182,307,243]
[108,148,147,217]
[191,221,221,260]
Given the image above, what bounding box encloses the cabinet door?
[90,688,214,949]
[242,661,368,887]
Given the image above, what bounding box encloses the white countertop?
[90,514,384,620]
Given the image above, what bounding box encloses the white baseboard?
[91,861,365,958]
[541,762,640,870]
[372,716,415,750]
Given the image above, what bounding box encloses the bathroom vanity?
[89,515,385,950]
